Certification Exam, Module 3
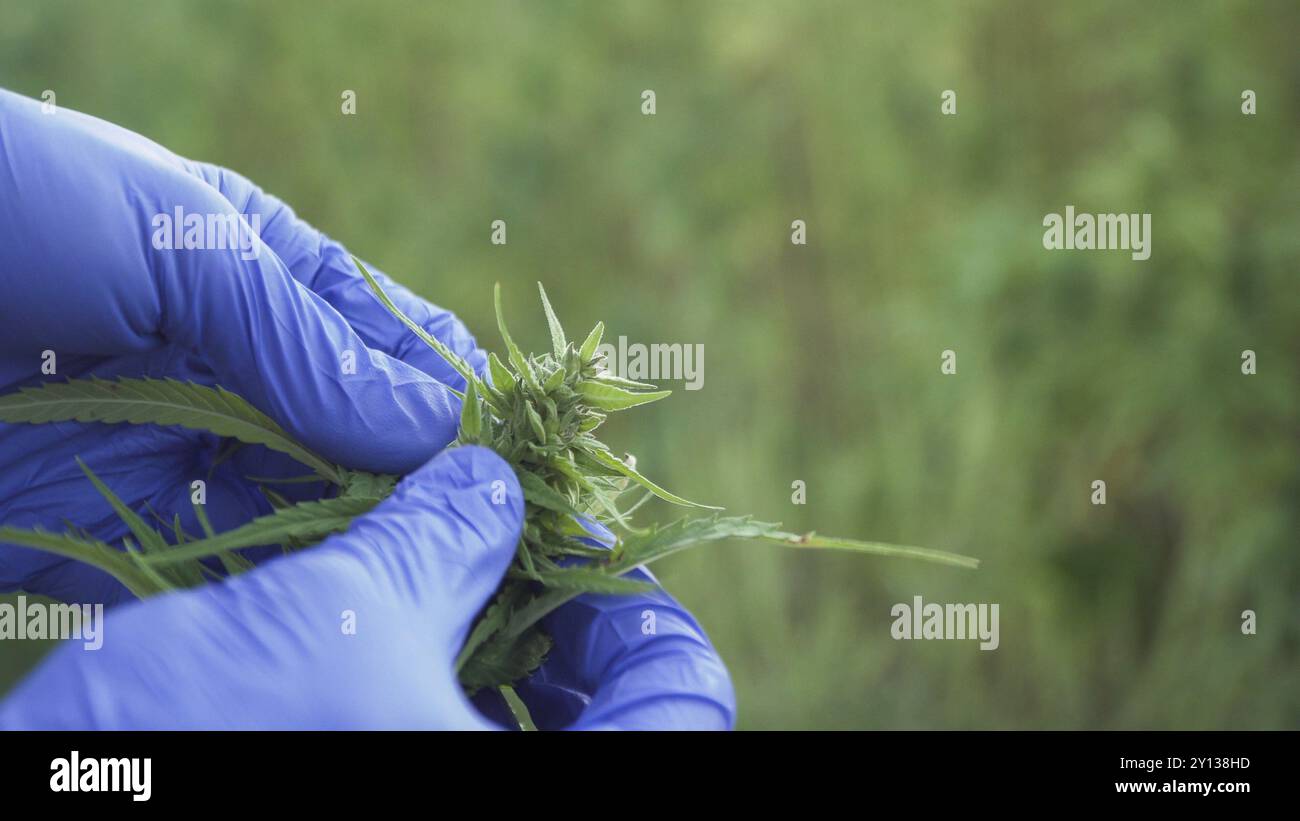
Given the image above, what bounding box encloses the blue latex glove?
[484,563,737,730]
[0,447,525,729]
[0,88,734,729]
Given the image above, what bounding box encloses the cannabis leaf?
[458,624,553,694]
[0,272,980,731]
[610,515,981,572]
[0,377,340,484]
[145,496,381,566]
[0,526,167,599]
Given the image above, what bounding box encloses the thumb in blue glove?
[0,88,736,730]
[0,446,523,729]
[0,86,485,605]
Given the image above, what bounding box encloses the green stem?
[0,527,167,599]
[499,685,538,731]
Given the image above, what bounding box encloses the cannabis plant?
[0,260,977,722]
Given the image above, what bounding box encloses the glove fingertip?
[394,445,524,542]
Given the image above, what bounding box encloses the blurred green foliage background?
[2,0,1297,728]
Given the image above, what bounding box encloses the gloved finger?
[528,568,736,730]
[0,447,524,729]
[108,444,520,621]
[2,470,269,605]
[574,515,616,548]
[150,182,466,474]
[0,91,462,474]
[197,445,524,726]
[187,162,486,390]
[468,514,616,728]
[297,445,524,657]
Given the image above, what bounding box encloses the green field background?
[1,0,1296,728]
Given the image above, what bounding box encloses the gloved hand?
[480,562,737,730]
[0,88,734,729]
[0,87,482,606]
[0,447,525,729]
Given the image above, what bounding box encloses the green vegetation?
[0,272,975,706]
[1,0,1296,728]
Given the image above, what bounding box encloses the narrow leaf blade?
[0,377,340,484]
[354,256,478,391]
[537,282,567,359]
[586,449,720,509]
[495,283,540,391]
[146,496,380,565]
[579,322,605,362]
[577,380,671,411]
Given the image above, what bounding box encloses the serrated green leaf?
[458,624,552,694]
[499,515,976,646]
[546,452,592,490]
[610,515,784,569]
[75,457,168,554]
[768,532,980,569]
[586,449,720,509]
[0,276,979,698]
[515,536,541,579]
[518,471,584,518]
[456,585,530,674]
[339,470,399,499]
[0,377,341,484]
[609,515,979,571]
[145,496,380,566]
[542,365,566,393]
[577,380,671,411]
[215,549,256,577]
[121,538,185,592]
[522,566,654,595]
[188,502,255,576]
[584,483,638,530]
[0,526,168,599]
[592,372,659,391]
[525,403,547,442]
